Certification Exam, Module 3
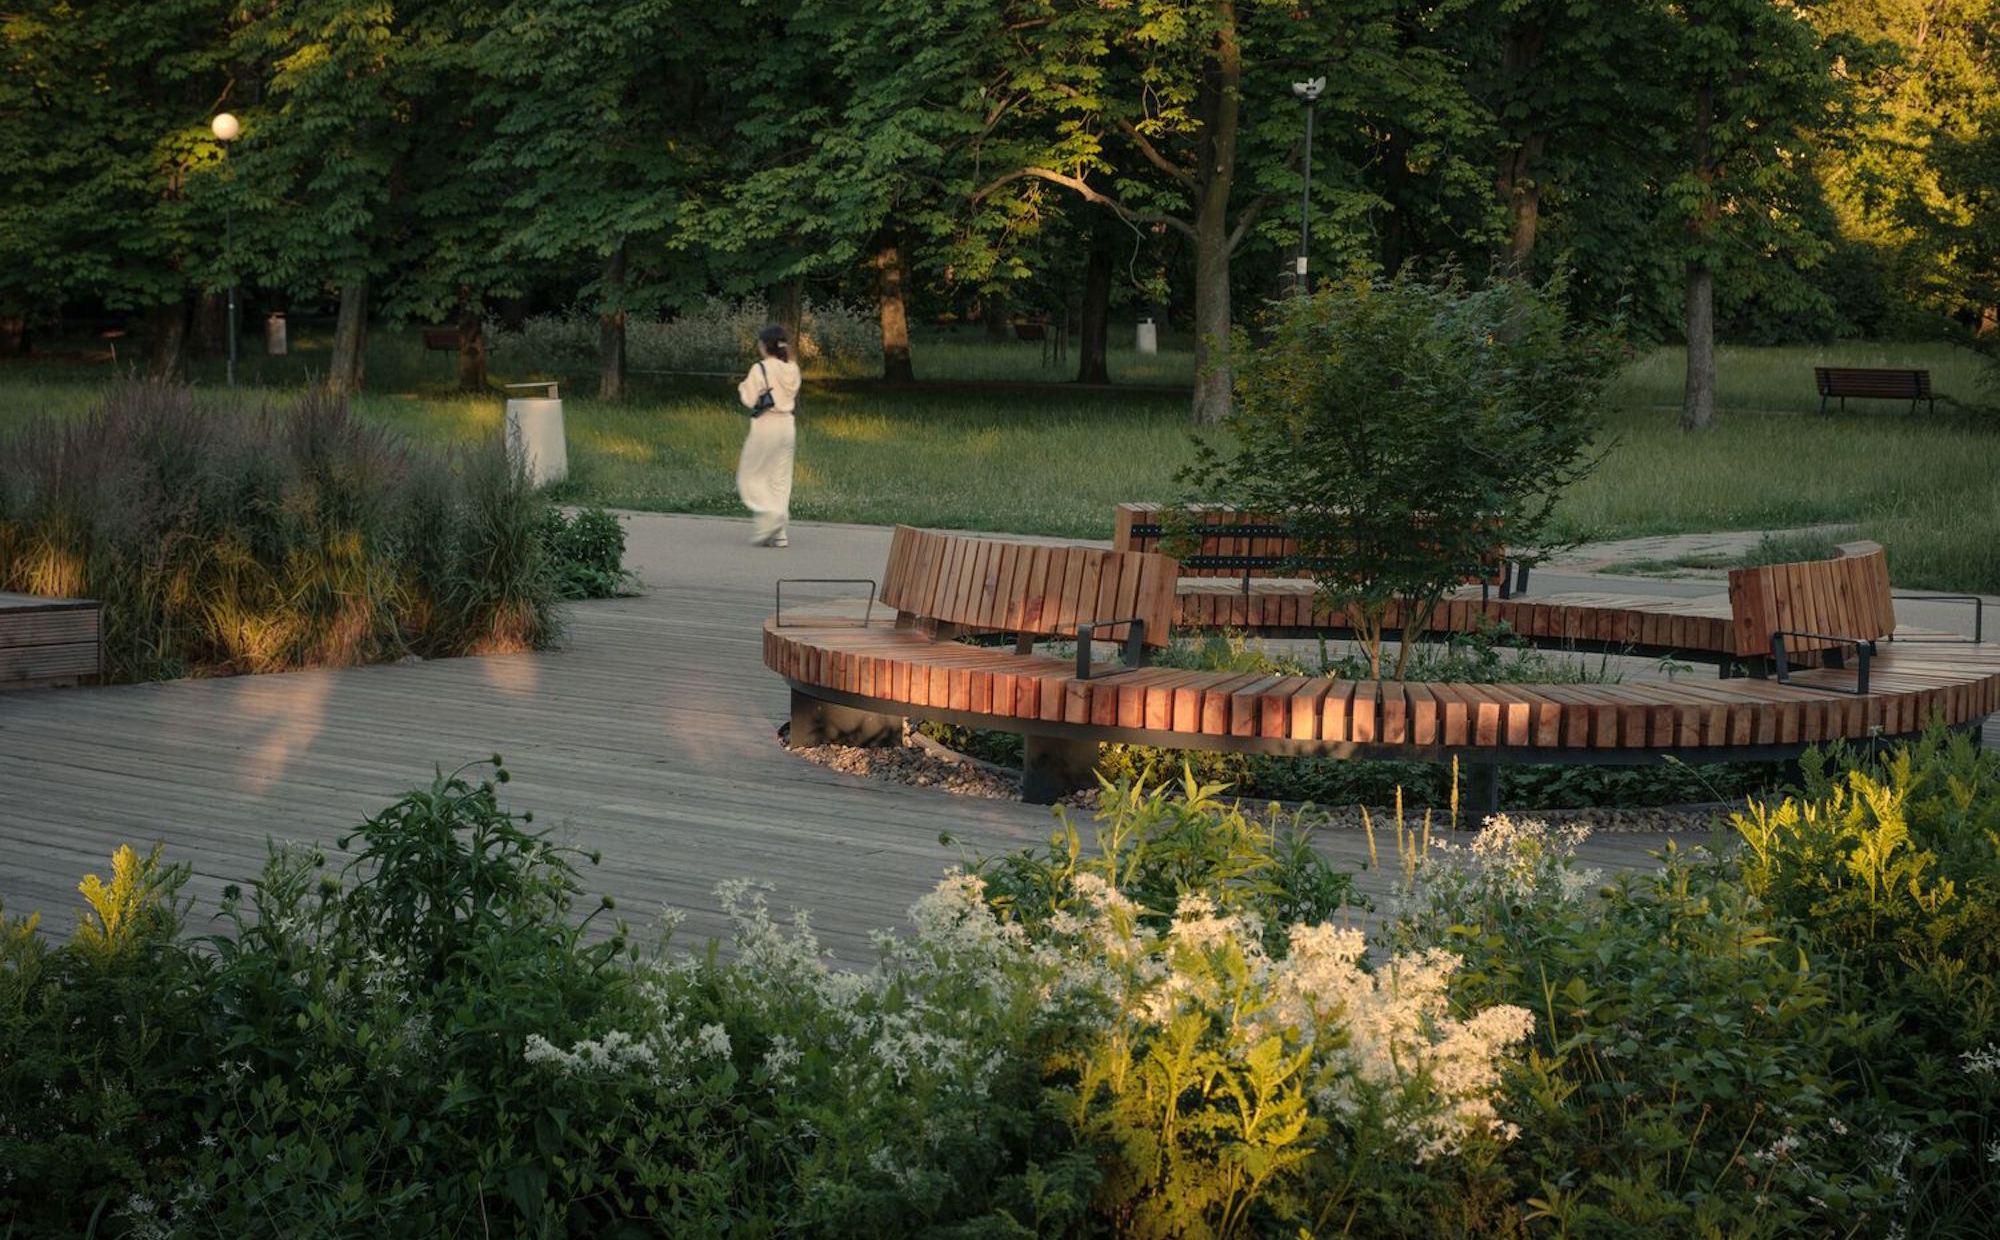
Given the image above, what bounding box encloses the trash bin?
[1135,318,1158,355]
[266,312,287,355]
[503,382,568,487]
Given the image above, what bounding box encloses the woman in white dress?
[735,325,802,547]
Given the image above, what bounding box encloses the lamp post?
[1290,78,1324,297]
[210,112,240,387]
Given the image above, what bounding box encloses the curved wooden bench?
[766,531,1999,803]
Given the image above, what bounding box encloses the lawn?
[3,330,1996,590]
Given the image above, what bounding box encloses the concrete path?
[2,514,1990,961]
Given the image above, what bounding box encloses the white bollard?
[1135,318,1158,355]
[503,382,568,487]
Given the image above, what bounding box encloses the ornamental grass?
[0,379,560,681]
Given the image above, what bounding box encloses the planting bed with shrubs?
[4,730,1997,1239]
[0,381,632,682]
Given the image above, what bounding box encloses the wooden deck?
[0,515,1964,962]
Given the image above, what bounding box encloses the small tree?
[1186,271,1618,679]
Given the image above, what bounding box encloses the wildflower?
[1960,1043,2000,1076]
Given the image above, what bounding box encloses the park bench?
[1814,366,1936,415]
[765,530,2000,804]
[1012,315,1067,367]
[0,592,103,690]
[1114,502,1526,600]
[421,327,463,356]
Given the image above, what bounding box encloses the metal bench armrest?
[1771,629,1874,695]
[775,579,877,628]
[1076,617,1149,680]
[1890,593,1983,643]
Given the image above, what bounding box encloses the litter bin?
[1135,318,1158,355]
[504,381,568,487]
[266,312,287,355]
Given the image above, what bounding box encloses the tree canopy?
[2,0,1993,422]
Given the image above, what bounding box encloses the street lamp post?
[210,112,240,387]
[1290,78,1324,297]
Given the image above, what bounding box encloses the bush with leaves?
[1733,725,2000,1238]
[1186,270,1619,677]
[537,505,636,600]
[0,847,212,1237]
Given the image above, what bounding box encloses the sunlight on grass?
[4,332,1996,590]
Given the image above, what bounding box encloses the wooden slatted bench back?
[1814,367,1930,400]
[1727,542,1894,657]
[1115,502,1510,587]
[1115,502,1298,579]
[879,526,1178,648]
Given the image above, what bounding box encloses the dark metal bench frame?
[1814,366,1936,415]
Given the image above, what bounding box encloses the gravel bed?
[781,727,1732,832]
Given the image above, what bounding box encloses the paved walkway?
[2,515,1990,960]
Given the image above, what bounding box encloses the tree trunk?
[983,300,1011,340]
[1076,227,1113,384]
[1681,81,1718,433]
[876,231,914,383]
[0,315,25,358]
[598,244,628,403]
[1681,260,1716,432]
[455,306,487,392]
[1496,135,1546,271]
[146,299,189,379]
[194,291,227,358]
[767,275,805,347]
[329,279,368,396]
[1190,8,1244,424]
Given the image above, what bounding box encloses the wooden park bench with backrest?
[421,327,463,357]
[766,529,2000,805]
[1115,503,1526,598]
[774,527,1178,799]
[1814,366,1936,415]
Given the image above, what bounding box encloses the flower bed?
[4,733,1997,1238]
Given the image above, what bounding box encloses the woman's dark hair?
[758,324,791,362]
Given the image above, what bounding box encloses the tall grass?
[0,381,559,681]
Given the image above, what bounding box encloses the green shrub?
[1388,819,1898,1239]
[537,505,636,600]
[0,847,213,1237]
[0,380,561,680]
[1188,270,1620,678]
[1734,726,2000,1237]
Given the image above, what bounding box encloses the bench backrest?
[422,327,462,350]
[1726,541,1894,657]
[1814,367,1930,399]
[1114,502,1509,586]
[1115,502,1297,579]
[880,526,1177,648]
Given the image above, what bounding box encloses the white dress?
[735,356,802,544]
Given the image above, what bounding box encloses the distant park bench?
[1814,366,1936,415]
[1014,315,1066,367]
[421,327,463,356]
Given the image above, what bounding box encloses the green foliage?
[973,769,1365,955]
[1734,726,2000,1235]
[1190,270,1619,677]
[0,847,212,1237]
[1390,820,1895,1239]
[0,380,561,679]
[536,506,635,600]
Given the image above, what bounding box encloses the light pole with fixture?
[210,111,240,386]
[1290,77,1324,296]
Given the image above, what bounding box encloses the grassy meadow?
[2,328,1996,590]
